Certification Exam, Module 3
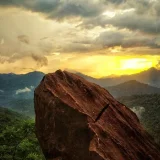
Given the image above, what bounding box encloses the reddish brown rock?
[34,70,160,160]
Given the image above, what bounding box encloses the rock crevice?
[95,104,109,122]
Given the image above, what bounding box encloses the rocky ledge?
[34,70,160,160]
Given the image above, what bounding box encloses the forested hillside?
[118,94,160,146]
[0,107,44,160]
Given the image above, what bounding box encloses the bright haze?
[0,0,160,78]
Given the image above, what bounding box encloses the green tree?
[0,116,45,160]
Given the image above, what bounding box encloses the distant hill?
[0,68,160,92]
[1,68,160,116]
[0,71,44,91]
[118,94,160,146]
[0,71,44,116]
[76,67,160,88]
[106,80,160,97]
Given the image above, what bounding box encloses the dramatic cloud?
[0,9,56,67]
[82,10,160,34]
[80,0,160,35]
[0,0,105,20]
[0,0,60,13]
[95,30,160,49]
[104,0,126,5]
[0,0,160,76]
[106,13,160,35]
[15,86,34,95]
[1,0,160,34]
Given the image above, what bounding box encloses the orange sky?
[0,53,159,78]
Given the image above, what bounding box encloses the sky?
[0,0,160,78]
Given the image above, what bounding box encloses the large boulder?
[34,70,160,160]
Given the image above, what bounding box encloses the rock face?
[34,70,160,160]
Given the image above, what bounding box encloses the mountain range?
[0,71,44,92]
[1,67,160,115]
[0,71,44,116]
[0,67,160,92]
[77,67,160,88]
[106,80,160,97]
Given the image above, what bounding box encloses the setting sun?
[37,54,160,78]
[121,58,155,70]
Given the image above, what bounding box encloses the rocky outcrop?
[34,70,160,160]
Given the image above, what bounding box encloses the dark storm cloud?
[124,0,160,17]
[1,0,160,54]
[48,2,102,20]
[103,0,126,5]
[95,31,160,49]
[0,0,104,19]
[0,0,59,13]
[96,31,124,47]
[80,0,160,35]
[107,13,160,35]
[1,0,160,35]
[82,11,160,35]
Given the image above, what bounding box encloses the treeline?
[0,108,45,160]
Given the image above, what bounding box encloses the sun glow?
[1,52,159,78]
[39,54,160,78]
[121,58,153,70]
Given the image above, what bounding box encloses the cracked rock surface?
[34,70,160,160]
